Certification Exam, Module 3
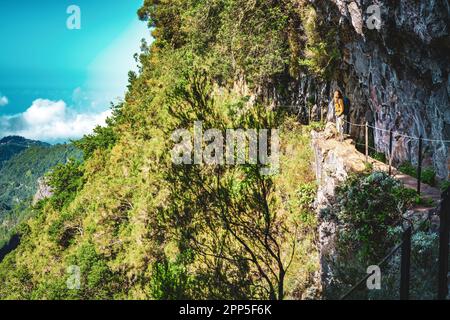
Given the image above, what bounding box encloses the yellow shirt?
[335,98,344,117]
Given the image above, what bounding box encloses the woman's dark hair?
[334,90,343,98]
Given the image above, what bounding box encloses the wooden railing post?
[417,136,423,194]
[389,130,393,176]
[365,122,369,163]
[400,226,412,300]
[438,187,450,300]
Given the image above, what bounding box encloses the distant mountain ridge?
[0,136,49,145]
[0,136,50,169]
[0,136,82,247]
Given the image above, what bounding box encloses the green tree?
[47,160,85,210]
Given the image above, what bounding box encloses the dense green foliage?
[298,5,340,79]
[0,136,49,169]
[321,172,425,299]
[0,0,332,300]
[0,144,82,210]
[331,172,415,260]
[0,1,441,301]
[398,161,436,187]
[0,144,82,247]
[0,0,442,302]
[73,121,118,160]
[46,160,85,210]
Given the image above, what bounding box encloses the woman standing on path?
[334,90,345,141]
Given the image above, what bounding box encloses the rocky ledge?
[32,178,53,205]
[311,122,442,290]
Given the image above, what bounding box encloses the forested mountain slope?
[0,144,82,211]
[0,0,322,300]
[0,0,447,300]
[0,143,82,247]
[0,136,49,169]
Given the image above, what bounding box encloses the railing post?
[438,187,450,300]
[400,226,412,300]
[417,136,423,194]
[346,114,350,135]
[308,105,312,124]
[365,122,369,163]
[320,105,323,123]
[389,130,393,176]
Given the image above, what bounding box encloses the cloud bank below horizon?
[0,98,111,143]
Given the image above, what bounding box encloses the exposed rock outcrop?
[32,178,52,205]
[311,122,442,291]
[280,0,450,179]
[312,123,384,288]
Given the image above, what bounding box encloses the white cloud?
[0,94,8,107]
[23,99,66,124]
[0,99,112,142]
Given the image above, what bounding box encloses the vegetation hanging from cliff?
[0,0,329,300]
[298,5,340,79]
[321,172,440,299]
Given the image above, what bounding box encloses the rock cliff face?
[302,0,449,294]
[312,122,386,289]
[312,123,441,291]
[32,178,53,205]
[283,0,450,179]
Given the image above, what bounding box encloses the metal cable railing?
[340,235,406,300]
[277,103,450,144]
[339,187,450,300]
[344,119,450,144]
[340,119,449,193]
[284,106,450,299]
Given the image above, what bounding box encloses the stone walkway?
[352,139,442,206]
[313,123,441,211]
[315,124,443,208]
[393,172,442,203]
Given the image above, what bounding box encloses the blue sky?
[0,0,150,142]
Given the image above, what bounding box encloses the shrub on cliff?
[332,172,415,261]
[0,0,335,300]
[322,172,417,298]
